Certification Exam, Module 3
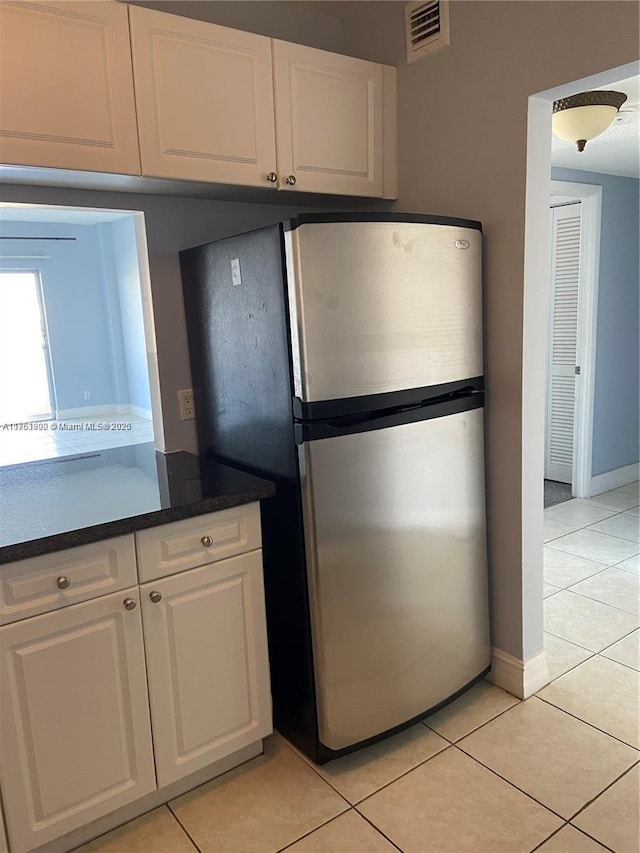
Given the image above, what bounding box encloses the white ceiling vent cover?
[405,0,450,64]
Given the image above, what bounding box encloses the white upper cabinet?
[129,5,278,188]
[273,40,394,198]
[0,1,140,174]
[0,2,397,198]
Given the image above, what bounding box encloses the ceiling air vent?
[405,0,450,64]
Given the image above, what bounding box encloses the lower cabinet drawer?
[0,536,138,625]
[135,503,262,582]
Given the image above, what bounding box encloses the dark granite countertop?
[0,445,275,564]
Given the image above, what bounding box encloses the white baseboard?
[57,405,152,421]
[129,404,152,420]
[589,462,639,496]
[488,647,550,699]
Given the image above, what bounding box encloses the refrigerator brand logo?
[455,240,470,249]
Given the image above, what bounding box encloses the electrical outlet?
[178,389,196,420]
[83,390,91,400]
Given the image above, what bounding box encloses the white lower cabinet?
[140,550,272,787]
[0,588,157,852]
[0,505,272,852]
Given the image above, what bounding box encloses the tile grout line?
[535,695,640,751]
[455,737,638,835]
[274,808,354,853]
[450,743,569,821]
[527,821,570,853]
[529,821,617,853]
[542,626,599,654]
[356,810,404,852]
[165,804,205,853]
[563,583,640,617]
[539,650,597,687]
[422,695,521,748]
[279,729,452,810]
[562,759,640,845]
[596,650,640,675]
[546,615,639,657]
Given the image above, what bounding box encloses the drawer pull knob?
[123,598,137,611]
[266,171,278,183]
[56,576,71,590]
[285,174,296,186]
[201,535,214,548]
[149,590,163,603]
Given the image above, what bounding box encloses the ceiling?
[551,75,639,178]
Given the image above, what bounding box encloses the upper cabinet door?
[0,1,140,174]
[273,41,386,197]
[129,6,277,188]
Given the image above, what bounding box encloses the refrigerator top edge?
[284,212,482,232]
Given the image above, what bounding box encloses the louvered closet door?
[545,203,582,483]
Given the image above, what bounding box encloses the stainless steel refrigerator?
[180,213,490,764]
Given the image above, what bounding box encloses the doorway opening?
[522,62,640,695]
[0,270,56,424]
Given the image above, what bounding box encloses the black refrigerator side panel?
[180,223,297,480]
[260,480,322,760]
[180,225,322,761]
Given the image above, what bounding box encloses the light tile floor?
[75,484,640,853]
[0,414,154,467]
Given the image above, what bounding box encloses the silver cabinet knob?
[285,175,296,186]
[123,597,137,611]
[149,590,162,603]
[56,576,71,589]
[201,535,214,548]
[266,171,278,183]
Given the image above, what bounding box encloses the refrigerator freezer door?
[285,220,482,403]
[299,406,489,751]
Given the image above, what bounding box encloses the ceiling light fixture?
[552,90,627,151]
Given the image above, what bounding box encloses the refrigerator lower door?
[299,406,490,751]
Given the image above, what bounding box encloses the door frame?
[548,181,602,498]
[520,59,638,668]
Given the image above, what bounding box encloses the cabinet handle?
[266,171,278,183]
[123,597,137,611]
[149,590,162,603]
[56,576,71,589]
[285,175,297,186]
[201,535,214,548]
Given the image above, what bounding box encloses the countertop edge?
[0,481,275,565]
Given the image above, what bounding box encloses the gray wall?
[552,168,639,477]
[338,0,638,659]
[126,0,346,51]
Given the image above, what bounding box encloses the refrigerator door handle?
[297,393,484,443]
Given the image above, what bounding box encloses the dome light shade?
[552,91,627,152]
